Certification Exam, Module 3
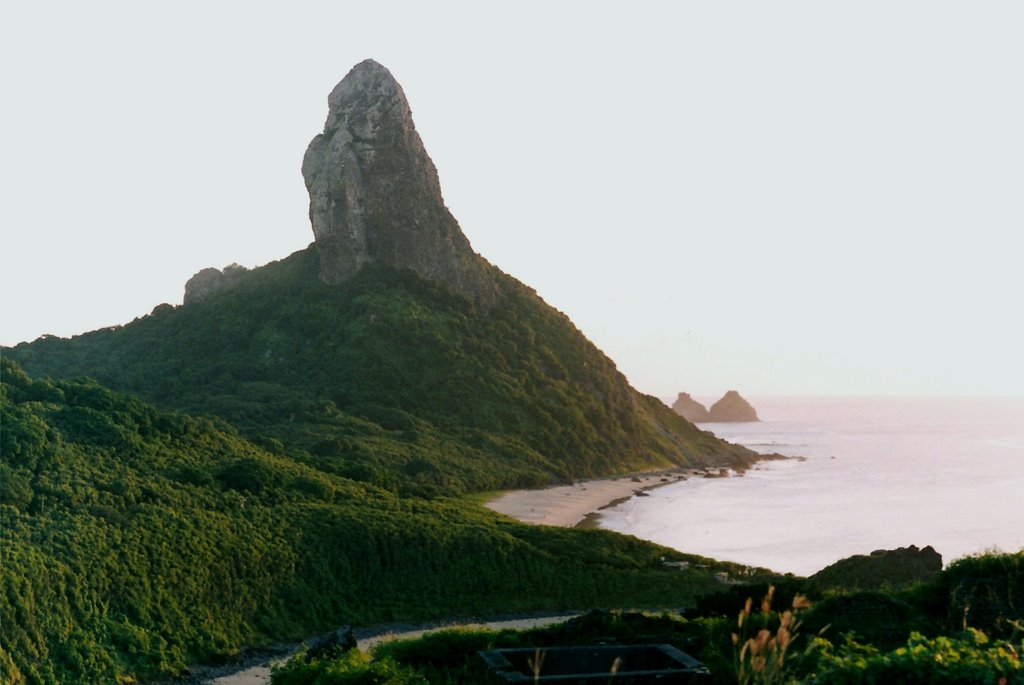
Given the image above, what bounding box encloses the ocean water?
[598,397,1024,576]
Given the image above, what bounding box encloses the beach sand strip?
[484,470,701,528]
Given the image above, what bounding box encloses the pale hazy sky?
[3,2,1022,397]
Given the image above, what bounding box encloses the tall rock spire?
[302,59,496,304]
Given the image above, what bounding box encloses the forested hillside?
[1,60,762,685]
[0,358,752,684]
[6,247,753,496]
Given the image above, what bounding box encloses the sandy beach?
[485,470,703,527]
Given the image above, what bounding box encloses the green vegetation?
[0,246,757,684]
[5,249,1022,684]
[5,247,752,496]
[270,552,1024,684]
[0,358,751,684]
[807,629,1023,684]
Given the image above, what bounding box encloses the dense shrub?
[806,630,1023,684]
[0,359,741,684]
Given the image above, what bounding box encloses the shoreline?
[484,466,737,528]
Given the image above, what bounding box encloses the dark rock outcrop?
[302,59,497,305]
[306,625,357,660]
[183,263,249,305]
[808,545,943,591]
[708,390,759,422]
[671,392,711,423]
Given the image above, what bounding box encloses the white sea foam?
[598,397,1024,575]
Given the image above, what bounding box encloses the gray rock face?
[302,59,497,305]
[671,392,711,423]
[183,263,249,305]
[708,390,759,422]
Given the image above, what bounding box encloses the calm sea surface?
[598,397,1024,576]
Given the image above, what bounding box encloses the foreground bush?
[805,629,1023,684]
[272,649,426,685]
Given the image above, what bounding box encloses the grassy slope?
[0,359,756,685]
[6,247,753,496]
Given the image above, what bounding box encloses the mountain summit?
[302,59,497,304]
[7,60,756,495]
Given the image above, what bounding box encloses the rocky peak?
[671,392,711,423]
[302,59,496,305]
[708,390,759,422]
[183,263,249,305]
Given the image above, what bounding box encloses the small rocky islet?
[671,389,759,423]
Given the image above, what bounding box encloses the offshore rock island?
[671,392,711,423]
[708,390,759,422]
[671,390,760,423]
